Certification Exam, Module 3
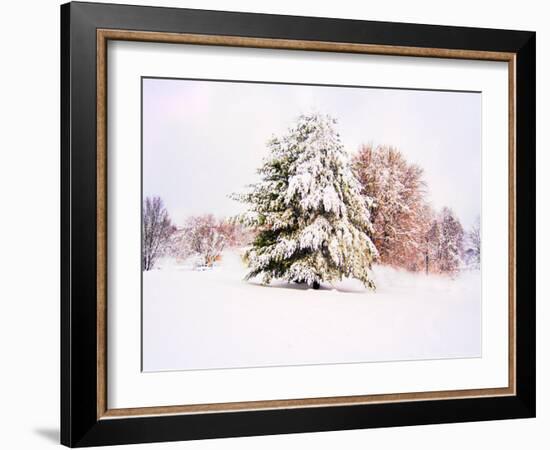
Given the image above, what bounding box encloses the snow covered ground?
[143,250,481,372]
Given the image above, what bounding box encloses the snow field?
[143,250,481,372]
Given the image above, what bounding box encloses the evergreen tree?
[234,113,378,289]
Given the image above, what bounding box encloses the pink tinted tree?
[352,144,428,271]
[178,215,251,267]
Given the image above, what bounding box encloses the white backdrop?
[0,0,546,449]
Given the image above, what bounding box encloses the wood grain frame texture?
[96,29,517,420]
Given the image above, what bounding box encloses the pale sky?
[143,77,481,229]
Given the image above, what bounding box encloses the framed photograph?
[61,2,536,447]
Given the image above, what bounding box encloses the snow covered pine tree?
[234,113,378,289]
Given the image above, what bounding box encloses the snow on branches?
[352,144,429,271]
[352,144,467,275]
[176,215,250,269]
[424,207,465,275]
[233,113,378,289]
[145,116,473,282]
[142,196,177,271]
[464,217,481,269]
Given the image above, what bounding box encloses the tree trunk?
[312,281,320,290]
[425,252,429,275]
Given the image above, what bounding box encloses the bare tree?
[179,215,227,268]
[422,207,439,274]
[352,144,428,271]
[422,207,466,275]
[465,216,481,269]
[438,207,465,274]
[424,207,464,275]
[142,196,176,271]
[216,220,253,248]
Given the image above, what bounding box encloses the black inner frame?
[61,2,535,447]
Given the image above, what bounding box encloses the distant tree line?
[142,199,250,271]
[352,144,478,275]
[143,114,481,278]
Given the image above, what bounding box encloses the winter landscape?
[142,78,482,372]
